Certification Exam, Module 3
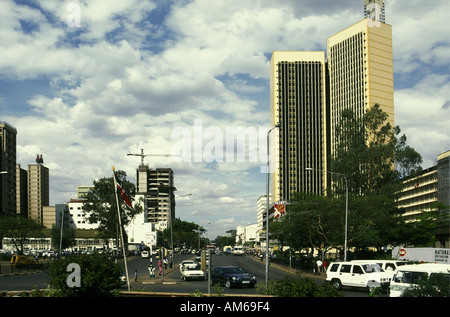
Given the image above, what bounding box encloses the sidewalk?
[251,256,327,282]
[130,264,181,285]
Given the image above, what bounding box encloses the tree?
[295,105,425,253]
[281,192,344,256]
[395,126,423,179]
[330,104,399,196]
[50,224,76,252]
[0,216,42,254]
[47,253,122,297]
[398,203,450,247]
[83,170,142,247]
[330,104,423,197]
[160,218,206,249]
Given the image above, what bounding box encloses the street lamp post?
[305,167,348,261]
[266,124,280,284]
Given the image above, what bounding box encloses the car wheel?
[225,280,231,288]
[331,279,342,291]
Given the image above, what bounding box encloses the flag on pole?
[113,168,134,211]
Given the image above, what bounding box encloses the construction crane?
[127,149,180,166]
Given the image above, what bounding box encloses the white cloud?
[1,0,449,239]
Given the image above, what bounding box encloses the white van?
[389,263,450,297]
[326,261,392,292]
[233,245,244,256]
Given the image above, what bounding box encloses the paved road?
[0,254,376,297]
[125,253,305,295]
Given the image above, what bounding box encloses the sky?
[1,0,449,240]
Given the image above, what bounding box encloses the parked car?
[389,263,450,297]
[180,264,205,281]
[326,261,392,292]
[210,266,256,288]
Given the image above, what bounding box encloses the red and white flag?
[114,171,134,210]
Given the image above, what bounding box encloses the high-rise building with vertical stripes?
[269,0,393,204]
[27,162,50,225]
[0,122,17,216]
[270,52,328,203]
[327,17,394,158]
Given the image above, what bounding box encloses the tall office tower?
[136,165,176,231]
[326,17,394,158]
[270,52,328,203]
[27,162,50,225]
[0,122,17,216]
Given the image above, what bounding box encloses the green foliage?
[0,216,43,254]
[47,253,122,297]
[160,218,206,248]
[281,192,344,254]
[257,277,343,297]
[401,273,450,297]
[82,170,142,241]
[50,224,76,251]
[330,104,422,197]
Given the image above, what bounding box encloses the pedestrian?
[316,259,323,274]
[134,269,138,281]
[323,260,328,272]
[148,265,155,278]
[158,259,162,275]
[164,258,168,269]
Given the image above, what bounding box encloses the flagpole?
[113,167,130,291]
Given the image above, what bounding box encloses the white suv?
[326,262,392,292]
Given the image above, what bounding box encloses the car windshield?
[222,267,245,274]
[394,271,428,284]
[186,266,199,271]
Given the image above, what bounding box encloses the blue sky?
[1,0,449,239]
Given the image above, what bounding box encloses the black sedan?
[210,266,257,288]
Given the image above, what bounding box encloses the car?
[389,263,450,297]
[180,264,205,281]
[326,261,392,292]
[141,251,149,258]
[179,260,197,274]
[210,266,256,288]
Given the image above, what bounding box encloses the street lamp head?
[0,171,8,174]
